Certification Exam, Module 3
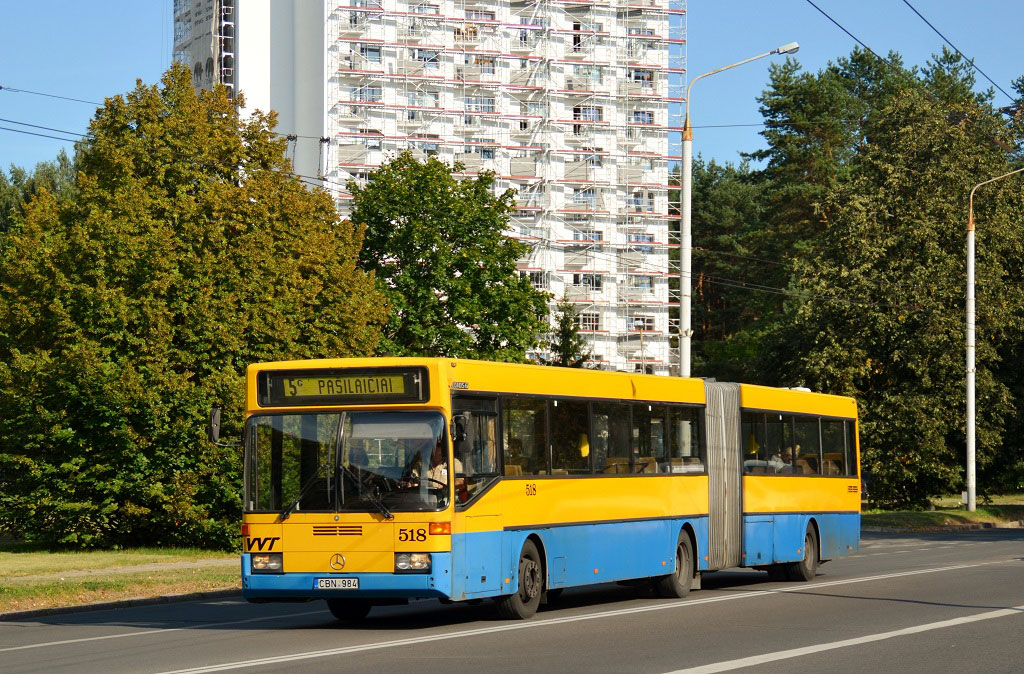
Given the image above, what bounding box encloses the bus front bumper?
[241,552,453,601]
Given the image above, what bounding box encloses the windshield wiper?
[278,464,328,522]
[365,485,394,520]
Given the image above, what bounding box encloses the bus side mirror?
[452,414,468,445]
[208,406,223,444]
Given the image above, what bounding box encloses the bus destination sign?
[286,375,405,398]
[258,367,428,407]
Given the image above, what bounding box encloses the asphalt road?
[3,529,1023,674]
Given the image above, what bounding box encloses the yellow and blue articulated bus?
[226,358,860,622]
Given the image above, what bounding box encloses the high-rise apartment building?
[173,0,686,374]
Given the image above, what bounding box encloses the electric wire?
[0,84,102,106]
[0,117,87,138]
[0,126,82,143]
[900,0,1015,102]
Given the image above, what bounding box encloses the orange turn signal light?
[241,524,250,537]
[429,522,451,535]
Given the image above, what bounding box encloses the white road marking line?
[152,561,1005,674]
[664,604,1024,673]
[0,608,328,653]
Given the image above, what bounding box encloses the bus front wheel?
[786,526,818,582]
[326,598,372,623]
[654,532,693,598]
[496,539,543,619]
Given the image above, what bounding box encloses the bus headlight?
[395,552,431,573]
[251,553,283,573]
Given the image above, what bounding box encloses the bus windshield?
[245,411,451,514]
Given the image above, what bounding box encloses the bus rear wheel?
[786,526,818,582]
[654,532,693,598]
[326,598,372,623]
[496,539,543,619]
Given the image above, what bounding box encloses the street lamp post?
[964,166,1024,511]
[679,42,799,377]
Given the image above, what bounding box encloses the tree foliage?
[694,48,1024,506]
[350,151,550,361]
[546,296,592,368]
[1,150,79,234]
[0,64,386,547]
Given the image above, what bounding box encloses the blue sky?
[2,1,1021,173]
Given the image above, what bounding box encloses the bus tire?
[326,598,372,623]
[786,526,818,582]
[654,532,693,598]
[496,539,543,619]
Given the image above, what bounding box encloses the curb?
[0,588,241,622]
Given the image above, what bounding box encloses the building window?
[628,233,655,253]
[573,106,603,122]
[465,96,496,113]
[360,44,382,63]
[572,273,602,290]
[571,187,597,208]
[465,9,495,20]
[629,191,655,211]
[573,229,602,242]
[413,48,440,68]
[579,312,600,331]
[629,275,654,292]
[573,64,602,84]
[352,85,382,103]
[522,271,545,289]
[632,315,655,331]
[632,110,654,125]
[630,70,655,88]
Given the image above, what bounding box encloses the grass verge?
[0,547,239,615]
[862,503,1024,531]
[0,547,236,578]
[0,567,240,615]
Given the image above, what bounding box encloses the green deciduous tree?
[350,151,550,361]
[0,64,386,547]
[1,150,79,234]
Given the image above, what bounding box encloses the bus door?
[704,382,742,570]
[452,396,502,597]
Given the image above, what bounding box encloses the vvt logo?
[245,536,281,552]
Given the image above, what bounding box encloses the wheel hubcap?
[520,555,541,600]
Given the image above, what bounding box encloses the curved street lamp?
[679,42,799,377]
[964,166,1024,511]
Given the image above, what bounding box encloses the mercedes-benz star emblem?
[329,554,346,571]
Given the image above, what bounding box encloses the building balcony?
[509,158,539,178]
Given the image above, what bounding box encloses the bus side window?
[765,414,795,474]
[550,399,590,474]
[503,397,548,476]
[669,406,704,473]
[742,411,768,473]
[632,403,665,473]
[845,420,859,477]
[592,402,630,474]
[793,415,821,475]
[820,419,847,475]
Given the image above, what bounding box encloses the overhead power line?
[803,0,900,69]
[0,125,81,143]
[900,0,1015,102]
[0,84,102,106]
[0,117,87,138]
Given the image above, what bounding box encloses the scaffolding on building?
[227,0,686,374]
